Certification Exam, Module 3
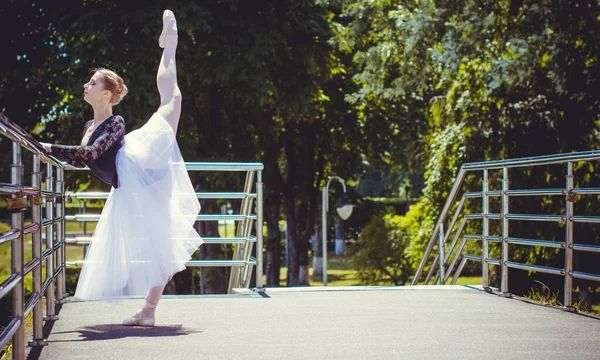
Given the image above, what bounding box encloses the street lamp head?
[336,195,354,220]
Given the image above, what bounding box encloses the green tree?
[0,0,367,288]
[330,0,600,295]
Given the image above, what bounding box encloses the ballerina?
[41,10,203,326]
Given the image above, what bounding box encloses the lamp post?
[322,176,353,286]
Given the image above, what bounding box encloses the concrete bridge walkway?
[25,286,600,360]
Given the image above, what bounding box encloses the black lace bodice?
[51,115,126,188]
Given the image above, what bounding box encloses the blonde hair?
[93,68,128,105]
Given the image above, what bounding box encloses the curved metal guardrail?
[63,161,264,295]
[0,114,67,360]
[0,114,264,360]
[412,150,600,311]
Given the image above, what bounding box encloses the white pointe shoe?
[159,9,178,48]
[122,301,156,327]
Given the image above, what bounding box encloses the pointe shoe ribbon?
[122,301,157,327]
[159,9,178,48]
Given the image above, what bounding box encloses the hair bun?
[117,78,129,103]
[92,68,128,105]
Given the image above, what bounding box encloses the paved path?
[26,286,600,360]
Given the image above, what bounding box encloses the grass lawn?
[0,300,39,360]
[265,255,484,287]
[0,221,90,282]
[414,272,482,286]
[2,221,596,310]
[452,276,483,286]
[0,221,489,290]
[0,218,231,280]
[271,256,362,287]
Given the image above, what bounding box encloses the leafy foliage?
[0,0,368,287]
[3,0,600,296]
[332,0,600,294]
[348,211,411,285]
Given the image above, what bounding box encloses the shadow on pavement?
[52,324,201,342]
[27,303,63,360]
[27,322,200,360]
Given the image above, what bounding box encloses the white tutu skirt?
[74,113,203,301]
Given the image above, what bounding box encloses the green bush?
[403,123,469,279]
[348,123,484,285]
[348,212,411,285]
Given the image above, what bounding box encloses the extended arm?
[65,157,88,168]
[49,117,125,164]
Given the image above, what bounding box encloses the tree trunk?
[262,128,284,287]
[281,123,324,286]
[312,227,322,276]
[265,192,282,287]
[285,193,300,286]
[283,129,300,286]
[298,238,310,285]
[334,216,345,256]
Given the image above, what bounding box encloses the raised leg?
[156,11,181,134]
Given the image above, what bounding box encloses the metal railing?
[0,114,264,360]
[62,162,264,294]
[412,150,600,311]
[0,114,67,360]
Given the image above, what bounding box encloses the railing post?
[11,142,25,360]
[55,167,67,303]
[44,163,58,320]
[424,253,438,285]
[322,184,328,286]
[29,154,48,347]
[228,171,254,293]
[501,167,510,296]
[255,170,264,291]
[413,224,440,285]
[563,162,575,311]
[411,169,467,285]
[482,169,490,289]
[438,223,445,285]
[240,189,256,288]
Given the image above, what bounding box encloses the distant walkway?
[26,286,600,360]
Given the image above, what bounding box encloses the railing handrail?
[62,166,265,293]
[183,162,264,171]
[0,114,265,360]
[412,149,600,312]
[0,114,65,167]
[0,114,44,154]
[64,162,265,172]
[0,115,69,360]
[414,149,600,282]
[413,149,600,285]
[65,191,258,200]
[461,150,600,170]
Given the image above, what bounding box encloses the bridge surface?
[25,286,600,360]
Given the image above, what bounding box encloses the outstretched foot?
[122,301,156,327]
[159,9,178,48]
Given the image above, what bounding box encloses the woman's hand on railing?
[40,142,52,153]
[39,143,52,163]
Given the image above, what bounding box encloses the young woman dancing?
[41,10,203,326]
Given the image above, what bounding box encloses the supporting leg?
[142,284,166,319]
[122,284,165,327]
